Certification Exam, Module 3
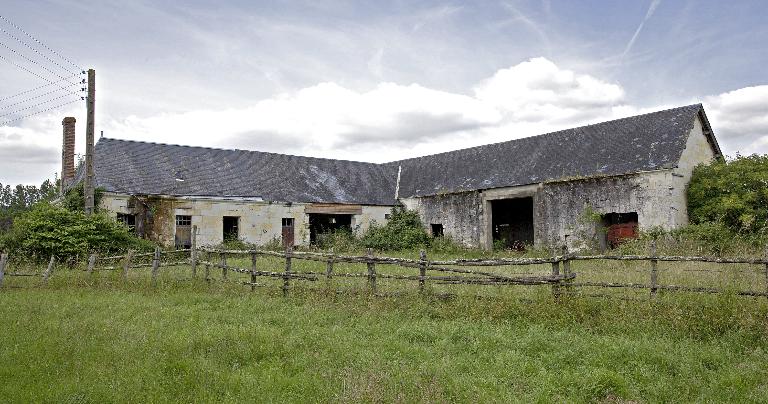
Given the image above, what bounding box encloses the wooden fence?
[2,237,767,299]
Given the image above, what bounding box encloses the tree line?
[0,179,59,232]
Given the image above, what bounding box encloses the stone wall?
[100,195,391,247]
[401,191,483,247]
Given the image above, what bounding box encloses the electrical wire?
[0,14,82,72]
[0,76,84,103]
[0,40,81,83]
[0,92,80,119]
[0,98,81,126]
[0,53,83,98]
[0,86,81,110]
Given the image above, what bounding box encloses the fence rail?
[1,233,767,300]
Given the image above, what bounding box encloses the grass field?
[2,257,768,402]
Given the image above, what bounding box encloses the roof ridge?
[97,137,387,167]
[98,103,703,168]
[384,103,703,165]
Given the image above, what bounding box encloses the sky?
[0,0,767,185]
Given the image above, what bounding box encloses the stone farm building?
[63,104,721,250]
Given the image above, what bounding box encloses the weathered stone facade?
[92,105,719,251]
[101,195,390,247]
[401,114,718,250]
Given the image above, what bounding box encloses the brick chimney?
[61,117,76,189]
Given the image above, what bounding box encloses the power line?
[0,53,83,98]
[0,92,80,119]
[0,40,81,83]
[0,76,84,103]
[0,14,82,71]
[0,24,80,76]
[0,86,81,110]
[0,98,81,126]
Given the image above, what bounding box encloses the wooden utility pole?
[84,68,96,215]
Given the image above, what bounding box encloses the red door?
[607,222,638,248]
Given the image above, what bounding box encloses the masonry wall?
[101,195,391,247]
[401,191,484,247]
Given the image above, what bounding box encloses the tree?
[687,154,768,233]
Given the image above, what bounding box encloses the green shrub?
[62,183,105,213]
[1,202,153,262]
[361,207,429,251]
[315,228,360,252]
[688,154,768,233]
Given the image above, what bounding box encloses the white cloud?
[2,57,766,185]
[101,57,624,161]
[704,85,768,157]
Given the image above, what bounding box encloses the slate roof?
[388,104,719,198]
[88,139,398,205]
[85,104,718,204]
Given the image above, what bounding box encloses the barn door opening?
[491,197,534,250]
[601,212,638,249]
[282,218,295,248]
[175,215,192,249]
[308,214,352,245]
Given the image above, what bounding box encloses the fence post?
[87,253,97,274]
[326,250,334,281]
[122,250,134,279]
[283,246,292,296]
[419,250,427,293]
[561,243,572,294]
[0,253,7,288]
[220,251,228,281]
[250,252,258,292]
[551,246,560,298]
[151,247,161,286]
[367,248,376,294]
[650,240,658,297]
[763,244,768,300]
[191,225,198,278]
[204,250,210,281]
[43,255,55,283]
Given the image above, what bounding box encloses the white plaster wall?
[99,195,391,247]
[100,193,131,215]
[667,115,718,226]
[354,205,392,235]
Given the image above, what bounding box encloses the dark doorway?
[223,216,239,242]
[175,215,192,249]
[117,213,136,233]
[491,197,534,249]
[282,218,295,248]
[431,223,444,237]
[309,214,352,245]
[601,212,639,248]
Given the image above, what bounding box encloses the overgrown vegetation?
[688,154,768,234]
[0,202,153,262]
[0,179,58,232]
[61,182,105,213]
[361,207,431,250]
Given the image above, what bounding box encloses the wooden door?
[282,218,294,248]
[175,215,192,249]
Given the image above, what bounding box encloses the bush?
[688,154,768,233]
[0,202,153,262]
[361,207,429,251]
[315,228,359,252]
